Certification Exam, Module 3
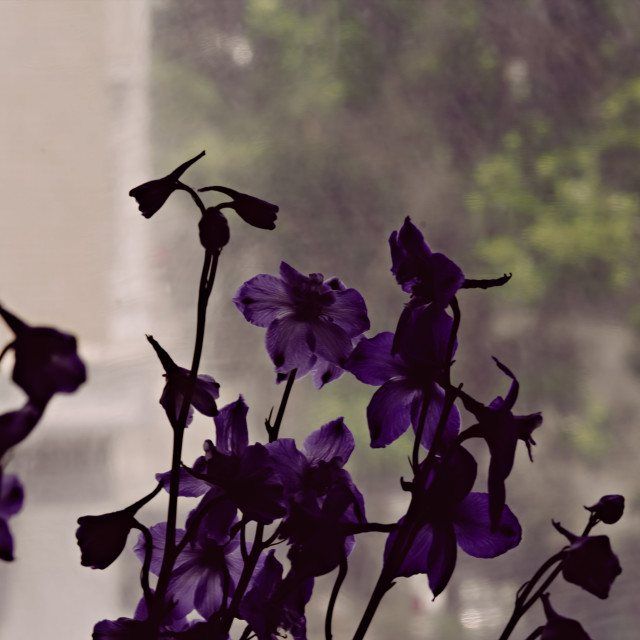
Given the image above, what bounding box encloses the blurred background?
[0,1,639,638]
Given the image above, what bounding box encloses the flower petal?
[266,316,316,375]
[214,396,249,456]
[327,288,370,337]
[367,379,417,447]
[344,332,403,385]
[234,274,291,328]
[452,493,522,558]
[302,418,355,466]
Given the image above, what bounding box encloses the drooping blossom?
[129,150,205,218]
[0,304,86,408]
[585,494,624,525]
[147,335,219,427]
[457,357,542,530]
[537,592,593,640]
[234,262,369,387]
[76,482,163,570]
[552,520,622,599]
[0,471,24,561]
[199,185,278,230]
[345,305,460,449]
[385,446,521,598]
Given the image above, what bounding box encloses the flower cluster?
[68,155,624,639]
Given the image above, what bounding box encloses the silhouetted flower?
[268,419,366,577]
[129,150,205,218]
[199,185,278,230]
[345,306,460,449]
[147,335,219,426]
[585,494,624,525]
[553,521,622,599]
[0,304,86,408]
[198,207,230,253]
[389,217,465,310]
[458,357,542,530]
[0,401,43,459]
[0,472,24,561]
[161,397,286,531]
[538,592,593,639]
[76,482,163,569]
[234,262,369,386]
[385,447,521,597]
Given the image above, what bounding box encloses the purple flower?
[0,472,24,561]
[389,217,465,310]
[538,593,593,640]
[161,397,286,530]
[129,150,205,218]
[267,419,366,578]
[0,401,43,459]
[385,447,521,597]
[553,520,622,599]
[234,262,369,387]
[199,185,278,230]
[458,357,542,530]
[345,306,460,449]
[134,522,251,619]
[0,304,86,408]
[147,335,219,426]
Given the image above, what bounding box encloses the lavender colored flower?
[538,593,593,640]
[553,520,622,599]
[133,521,251,619]
[0,304,86,408]
[0,471,24,561]
[389,217,465,310]
[385,447,521,597]
[0,401,43,459]
[129,150,205,219]
[199,185,278,230]
[458,357,542,530]
[147,335,219,426]
[345,306,460,449]
[234,262,369,387]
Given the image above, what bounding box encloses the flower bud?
[585,494,624,525]
[553,521,622,599]
[76,509,137,570]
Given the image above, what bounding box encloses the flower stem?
[325,556,348,640]
[150,249,220,628]
[497,517,598,640]
[267,368,297,442]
